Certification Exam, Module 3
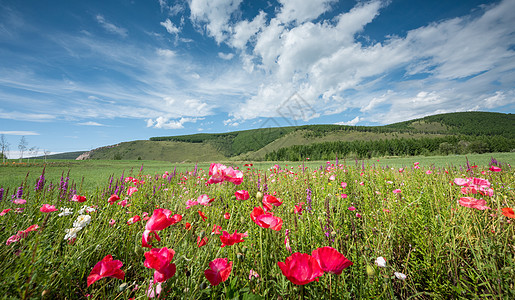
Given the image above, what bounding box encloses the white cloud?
[189,0,242,43]
[95,15,128,37]
[0,109,56,122]
[276,0,337,24]
[158,0,184,16]
[0,131,39,135]
[160,18,180,35]
[147,116,202,129]
[156,48,176,57]
[218,52,234,60]
[335,116,360,126]
[229,11,267,49]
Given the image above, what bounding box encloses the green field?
[1,152,513,195]
[0,152,513,299]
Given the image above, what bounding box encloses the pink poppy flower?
[145,209,182,231]
[341,194,348,199]
[0,208,12,216]
[126,187,138,196]
[393,189,401,194]
[348,206,356,211]
[249,269,259,280]
[40,204,57,213]
[262,194,282,211]
[6,234,21,245]
[356,213,362,218]
[489,166,501,172]
[207,163,243,185]
[425,170,432,174]
[219,230,245,247]
[414,165,420,169]
[147,281,162,298]
[459,197,490,210]
[108,194,120,205]
[117,199,129,207]
[127,215,141,225]
[204,258,233,286]
[277,252,323,285]
[235,190,250,200]
[197,194,214,206]
[87,255,125,287]
[312,246,353,275]
[329,175,335,181]
[185,199,198,209]
[250,207,283,231]
[72,195,87,202]
[12,198,26,205]
[341,182,347,188]
[109,219,116,226]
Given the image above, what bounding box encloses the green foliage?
[0,159,513,298]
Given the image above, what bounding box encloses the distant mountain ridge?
[45,111,514,161]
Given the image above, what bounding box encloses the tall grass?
[0,156,513,299]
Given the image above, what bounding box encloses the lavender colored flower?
[0,188,3,201]
[35,170,45,191]
[306,187,312,212]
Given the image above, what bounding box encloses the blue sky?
[0,0,514,158]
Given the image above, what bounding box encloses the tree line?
[264,135,515,161]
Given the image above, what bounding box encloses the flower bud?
[366,265,375,277]
[256,191,263,201]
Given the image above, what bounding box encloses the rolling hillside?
[73,111,514,161]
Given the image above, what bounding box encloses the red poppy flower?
[87,255,125,287]
[502,207,515,219]
[145,209,182,231]
[127,215,141,225]
[212,224,222,234]
[72,195,87,202]
[144,247,176,283]
[142,230,161,248]
[184,222,192,230]
[311,246,353,275]
[277,252,323,285]
[108,194,120,205]
[235,190,250,200]
[0,208,11,216]
[197,236,208,247]
[262,194,282,211]
[220,230,245,247]
[224,212,231,219]
[198,210,207,221]
[204,258,232,286]
[250,207,283,231]
[294,202,305,215]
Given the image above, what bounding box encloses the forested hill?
[149,112,514,157]
[385,112,514,137]
[78,111,513,162]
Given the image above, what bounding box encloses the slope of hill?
[73,112,513,161]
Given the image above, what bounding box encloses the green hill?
[73,111,513,161]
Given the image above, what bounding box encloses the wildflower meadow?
[0,156,513,299]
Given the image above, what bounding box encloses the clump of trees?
[265,135,514,161]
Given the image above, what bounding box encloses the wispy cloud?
[77,121,106,126]
[160,18,180,35]
[0,131,39,135]
[96,15,128,37]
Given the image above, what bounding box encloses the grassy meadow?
[0,153,513,299]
